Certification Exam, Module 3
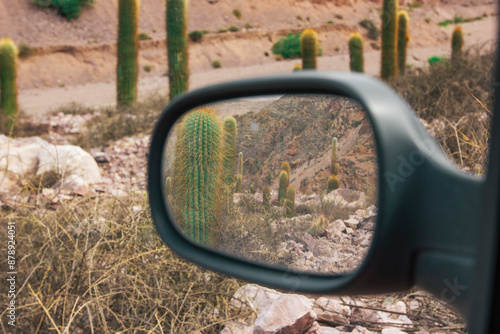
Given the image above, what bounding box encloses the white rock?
[313,297,351,325]
[327,219,346,238]
[322,188,367,208]
[253,294,317,334]
[319,327,342,334]
[231,284,282,311]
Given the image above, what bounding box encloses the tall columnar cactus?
[381,0,398,80]
[331,137,338,175]
[117,0,139,106]
[301,29,318,70]
[278,171,289,205]
[238,152,243,175]
[281,161,291,185]
[348,32,364,73]
[235,174,242,193]
[263,186,271,209]
[165,176,172,196]
[172,107,222,246]
[397,10,410,75]
[167,0,189,100]
[451,26,464,62]
[327,174,340,193]
[221,116,237,188]
[285,186,296,218]
[0,38,18,133]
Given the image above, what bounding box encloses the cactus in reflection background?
[451,26,464,62]
[165,176,172,196]
[397,10,410,75]
[167,0,189,100]
[328,174,340,192]
[278,170,289,205]
[172,107,222,246]
[235,174,242,193]
[285,186,296,218]
[263,186,271,209]
[331,137,338,175]
[221,116,238,189]
[238,152,243,176]
[381,0,398,80]
[117,0,139,106]
[301,29,318,70]
[348,32,364,73]
[0,38,18,133]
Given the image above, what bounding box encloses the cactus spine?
[235,174,242,193]
[278,171,289,205]
[381,0,398,80]
[331,137,338,175]
[167,0,189,100]
[348,32,364,73]
[263,186,271,209]
[397,10,410,75]
[301,29,318,70]
[328,174,340,193]
[117,0,139,106]
[0,39,18,133]
[451,26,464,62]
[221,116,237,188]
[165,176,172,196]
[172,107,222,246]
[285,186,296,218]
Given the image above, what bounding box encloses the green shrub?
[408,1,422,8]
[228,25,239,32]
[212,59,222,68]
[326,20,335,24]
[359,19,380,40]
[188,30,204,42]
[18,42,35,59]
[427,55,447,66]
[438,15,482,27]
[143,64,152,72]
[138,32,152,40]
[233,9,241,19]
[34,0,94,20]
[272,33,302,59]
[244,23,253,29]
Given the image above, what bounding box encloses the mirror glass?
[162,94,378,274]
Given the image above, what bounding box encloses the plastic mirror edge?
[147,71,480,299]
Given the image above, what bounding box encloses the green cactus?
[263,186,271,209]
[167,0,189,100]
[451,26,464,62]
[0,38,18,133]
[348,32,364,73]
[281,161,291,181]
[235,174,242,193]
[285,185,296,218]
[397,10,410,75]
[165,176,172,196]
[238,152,243,175]
[117,0,139,106]
[221,116,237,188]
[381,0,398,80]
[278,171,289,205]
[327,174,340,193]
[301,29,318,70]
[172,107,222,246]
[333,163,340,176]
[331,137,338,175]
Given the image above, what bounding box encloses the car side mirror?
[148,72,484,323]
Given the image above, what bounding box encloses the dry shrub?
[394,45,495,174]
[0,192,250,332]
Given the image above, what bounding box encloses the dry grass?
[393,45,495,174]
[0,190,251,332]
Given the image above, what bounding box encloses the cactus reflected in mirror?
[162,94,378,275]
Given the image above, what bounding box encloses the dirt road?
[18,17,497,116]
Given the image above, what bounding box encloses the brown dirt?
[2,0,496,115]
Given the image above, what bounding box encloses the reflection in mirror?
[162,94,378,274]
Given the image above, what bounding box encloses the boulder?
[0,136,100,195]
[231,284,282,311]
[313,297,351,325]
[322,189,367,208]
[253,294,317,334]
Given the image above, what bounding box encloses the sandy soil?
[3,0,497,115]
